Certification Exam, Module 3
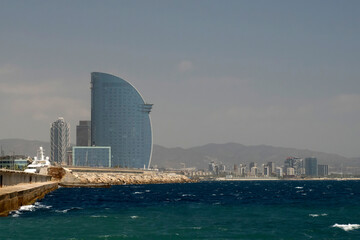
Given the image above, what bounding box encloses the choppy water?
[1,180,360,239]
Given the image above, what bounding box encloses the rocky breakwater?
[59,169,196,187]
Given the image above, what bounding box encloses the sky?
[0,0,359,157]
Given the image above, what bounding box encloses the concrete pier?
[0,169,58,216]
[0,181,58,216]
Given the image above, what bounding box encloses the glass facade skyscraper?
[305,157,318,177]
[76,120,91,146]
[91,72,153,169]
[318,164,329,177]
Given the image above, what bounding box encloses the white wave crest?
[10,202,51,217]
[11,211,20,217]
[192,227,202,230]
[99,235,112,238]
[181,194,195,197]
[55,209,69,213]
[19,205,36,211]
[130,216,138,219]
[309,213,327,217]
[20,202,51,211]
[55,207,82,213]
[332,223,360,231]
[34,202,52,209]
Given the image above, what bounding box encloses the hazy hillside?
[0,139,50,157]
[1,139,358,172]
[152,143,358,170]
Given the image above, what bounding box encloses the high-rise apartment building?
[50,117,70,164]
[249,162,256,169]
[76,120,91,146]
[284,157,304,176]
[305,157,318,177]
[318,164,329,176]
[276,167,283,177]
[91,72,153,169]
[266,162,275,175]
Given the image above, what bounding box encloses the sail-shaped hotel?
[91,72,153,169]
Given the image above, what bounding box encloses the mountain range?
[1,139,359,173]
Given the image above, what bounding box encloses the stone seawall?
[59,170,196,186]
[0,182,58,216]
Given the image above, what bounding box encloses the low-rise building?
[0,156,30,171]
[72,146,111,167]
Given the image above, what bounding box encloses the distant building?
[234,164,238,172]
[76,121,91,146]
[233,164,240,176]
[276,167,283,177]
[284,157,304,176]
[318,164,329,177]
[239,164,246,177]
[0,155,29,170]
[66,149,73,166]
[218,163,226,172]
[214,165,219,175]
[249,162,257,170]
[263,162,275,176]
[91,72,153,169]
[287,167,295,176]
[0,146,4,157]
[305,157,318,177]
[267,162,275,174]
[209,161,216,173]
[263,166,270,176]
[50,117,70,164]
[250,166,258,176]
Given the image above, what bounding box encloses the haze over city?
[0,0,359,158]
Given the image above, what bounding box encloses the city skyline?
[0,1,359,158]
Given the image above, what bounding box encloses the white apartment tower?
[50,117,70,164]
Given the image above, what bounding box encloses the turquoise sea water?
[1,180,360,239]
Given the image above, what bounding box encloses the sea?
[1,180,360,240]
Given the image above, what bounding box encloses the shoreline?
[48,167,360,187]
[212,177,360,181]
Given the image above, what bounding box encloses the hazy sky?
[0,0,359,157]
